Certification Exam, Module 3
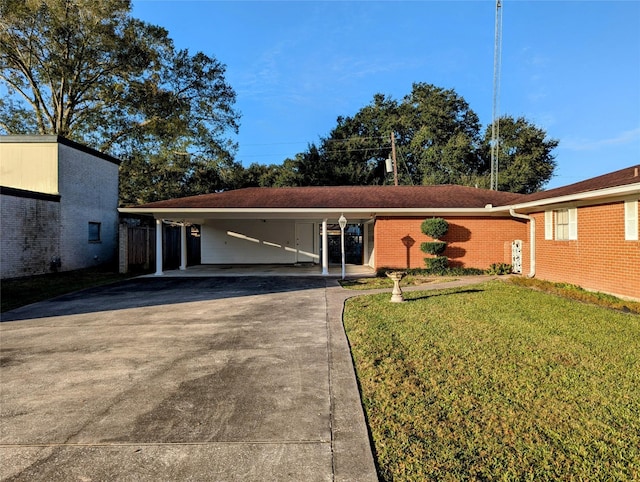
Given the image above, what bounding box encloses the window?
[625,200,639,241]
[555,209,569,240]
[88,222,101,243]
[544,208,577,240]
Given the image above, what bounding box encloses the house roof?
[131,184,525,210]
[517,164,640,204]
[120,165,640,220]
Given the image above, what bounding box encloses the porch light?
[339,214,347,279]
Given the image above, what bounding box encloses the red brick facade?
[373,200,639,300]
[374,216,528,271]
[531,201,640,300]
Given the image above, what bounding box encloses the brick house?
[509,165,640,300]
[1,135,120,278]
[121,165,639,300]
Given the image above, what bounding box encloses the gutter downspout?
[509,208,535,278]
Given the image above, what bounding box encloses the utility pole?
[391,131,398,186]
[490,0,503,191]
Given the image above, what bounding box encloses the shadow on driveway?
[2,276,328,322]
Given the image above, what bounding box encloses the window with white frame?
[625,199,638,241]
[555,209,570,240]
[544,208,577,240]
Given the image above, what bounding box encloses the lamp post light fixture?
[338,214,347,280]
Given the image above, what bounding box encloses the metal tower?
[490,0,503,191]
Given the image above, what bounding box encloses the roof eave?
[509,183,640,212]
[118,206,508,219]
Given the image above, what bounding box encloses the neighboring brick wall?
[58,144,119,271]
[1,191,61,278]
[532,201,640,300]
[374,216,528,271]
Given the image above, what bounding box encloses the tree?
[288,83,484,188]
[398,83,481,185]
[287,84,557,193]
[0,0,240,204]
[479,116,559,194]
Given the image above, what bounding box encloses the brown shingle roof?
[517,164,640,203]
[132,185,526,210]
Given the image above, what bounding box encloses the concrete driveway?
[0,277,377,481]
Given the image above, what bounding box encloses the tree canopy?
[0,0,240,204]
[251,83,558,193]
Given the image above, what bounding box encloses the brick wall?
[58,144,119,271]
[1,192,61,278]
[374,216,528,271]
[532,201,640,300]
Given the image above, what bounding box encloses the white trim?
[568,207,578,240]
[510,183,640,211]
[544,211,553,240]
[625,199,639,241]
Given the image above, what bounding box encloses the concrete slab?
[0,277,378,481]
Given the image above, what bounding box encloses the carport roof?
[125,185,525,210]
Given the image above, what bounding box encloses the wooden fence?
[119,224,201,273]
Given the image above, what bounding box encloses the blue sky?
[131,0,640,189]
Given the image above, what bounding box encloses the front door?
[295,223,316,263]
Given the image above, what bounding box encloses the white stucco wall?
[57,144,120,271]
[0,142,59,194]
[201,219,318,264]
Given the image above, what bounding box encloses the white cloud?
[562,127,640,151]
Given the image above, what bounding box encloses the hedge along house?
[0,135,120,278]
[120,165,640,301]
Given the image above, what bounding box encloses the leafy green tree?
[398,83,481,185]
[285,84,557,193]
[479,116,559,194]
[0,0,239,204]
[288,83,484,188]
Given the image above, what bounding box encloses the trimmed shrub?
[425,256,449,273]
[421,218,449,240]
[486,263,512,275]
[420,241,447,255]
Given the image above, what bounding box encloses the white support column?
[180,223,187,271]
[321,219,329,275]
[155,218,164,276]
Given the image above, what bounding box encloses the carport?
[119,187,379,276]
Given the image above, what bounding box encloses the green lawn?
[343,280,640,481]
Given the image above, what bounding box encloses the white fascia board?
[119,206,506,219]
[509,183,640,212]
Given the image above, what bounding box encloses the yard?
[343,280,640,481]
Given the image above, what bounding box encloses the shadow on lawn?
[406,287,485,302]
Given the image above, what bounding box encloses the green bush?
[421,217,449,239]
[486,263,512,275]
[420,241,447,255]
[424,256,449,273]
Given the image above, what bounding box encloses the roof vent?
[635,167,639,177]
[485,203,493,209]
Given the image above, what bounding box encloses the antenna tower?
[490,0,503,191]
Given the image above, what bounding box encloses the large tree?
[479,116,558,194]
[0,0,240,204]
[274,83,557,193]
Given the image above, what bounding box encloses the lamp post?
[338,214,347,280]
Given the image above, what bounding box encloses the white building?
[0,135,120,278]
